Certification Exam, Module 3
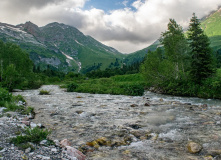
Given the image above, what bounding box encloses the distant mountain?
[123,41,159,65]
[201,7,221,51]
[0,21,125,72]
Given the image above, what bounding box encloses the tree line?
[0,41,43,91]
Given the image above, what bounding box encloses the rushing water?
[14,85,221,160]
[145,91,221,107]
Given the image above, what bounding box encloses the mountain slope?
[0,22,124,72]
[124,41,160,65]
[201,7,221,51]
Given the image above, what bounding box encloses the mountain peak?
[44,22,71,30]
[16,21,41,39]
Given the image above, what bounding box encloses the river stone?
[131,104,138,107]
[12,89,23,92]
[51,148,57,153]
[25,147,31,153]
[204,156,213,160]
[159,98,164,102]
[22,120,30,126]
[66,146,86,160]
[0,107,6,113]
[40,140,48,145]
[30,122,37,128]
[187,141,202,154]
[60,139,71,148]
[207,150,221,156]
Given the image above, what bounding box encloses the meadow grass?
[65,73,145,96]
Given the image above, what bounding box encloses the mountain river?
[13,85,221,160]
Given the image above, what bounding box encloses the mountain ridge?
[0,7,221,73]
[0,21,125,73]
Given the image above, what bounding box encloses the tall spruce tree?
[187,13,215,84]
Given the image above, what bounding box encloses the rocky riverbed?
[11,85,221,160]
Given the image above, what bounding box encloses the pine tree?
[187,13,215,84]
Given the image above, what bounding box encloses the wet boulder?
[130,130,151,140]
[66,146,86,160]
[187,141,202,154]
[131,104,138,107]
[60,139,86,160]
[86,140,100,149]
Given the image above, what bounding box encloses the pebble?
[30,122,37,128]
[51,148,57,152]
[25,147,31,153]
[40,140,48,145]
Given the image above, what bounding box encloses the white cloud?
[132,0,144,9]
[0,0,221,53]
[122,0,129,7]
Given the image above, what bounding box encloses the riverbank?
[0,108,76,159]
[11,85,221,159]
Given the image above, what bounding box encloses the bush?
[21,106,34,115]
[10,127,51,145]
[121,83,144,96]
[0,88,12,102]
[3,102,24,112]
[47,77,61,83]
[13,94,26,104]
[26,80,43,89]
[67,83,78,92]
[39,90,50,95]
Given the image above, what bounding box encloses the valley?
[0,2,221,160]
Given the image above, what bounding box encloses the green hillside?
[124,41,159,65]
[201,8,221,51]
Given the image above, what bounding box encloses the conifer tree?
[187,13,215,83]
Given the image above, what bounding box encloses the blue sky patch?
[84,0,137,12]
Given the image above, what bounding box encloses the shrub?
[67,83,78,92]
[26,80,43,89]
[0,88,12,102]
[10,127,52,145]
[3,102,24,112]
[121,83,144,96]
[39,90,50,95]
[13,94,26,104]
[21,106,34,115]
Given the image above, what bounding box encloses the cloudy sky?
[0,0,221,53]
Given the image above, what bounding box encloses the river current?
[14,85,221,160]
